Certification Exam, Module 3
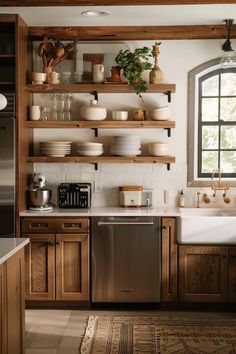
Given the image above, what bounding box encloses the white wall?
[33,39,236,207]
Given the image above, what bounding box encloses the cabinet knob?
[161,225,168,230]
[56,241,61,245]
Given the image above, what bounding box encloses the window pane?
[202,98,218,122]
[221,151,236,173]
[201,151,218,173]
[221,126,236,149]
[221,73,236,95]
[202,75,218,96]
[220,97,236,121]
[202,126,218,149]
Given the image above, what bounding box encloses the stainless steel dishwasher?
[91,216,161,303]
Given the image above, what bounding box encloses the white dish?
[148,142,168,156]
[79,99,107,121]
[149,106,171,121]
[76,150,104,156]
[75,142,103,150]
[39,141,72,145]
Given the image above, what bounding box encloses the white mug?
[29,105,41,120]
[93,64,105,84]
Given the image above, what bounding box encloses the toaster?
[119,186,153,207]
[58,183,91,208]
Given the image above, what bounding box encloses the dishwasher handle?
[98,221,154,226]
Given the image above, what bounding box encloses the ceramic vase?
[149,43,164,84]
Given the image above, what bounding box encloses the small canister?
[132,109,146,121]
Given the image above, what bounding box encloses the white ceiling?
[0,4,236,26]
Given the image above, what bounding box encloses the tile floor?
[25,308,236,354]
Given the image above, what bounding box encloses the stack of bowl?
[110,135,141,156]
[39,141,72,157]
[75,142,104,156]
[147,142,168,156]
[148,106,171,120]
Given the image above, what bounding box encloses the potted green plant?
[115,46,153,99]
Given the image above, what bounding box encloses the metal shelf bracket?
[166,163,170,171]
[91,128,98,137]
[164,91,171,102]
[91,163,98,170]
[164,128,171,137]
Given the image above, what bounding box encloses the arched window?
[188,58,236,186]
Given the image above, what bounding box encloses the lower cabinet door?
[229,247,236,302]
[5,249,25,354]
[161,217,177,302]
[0,263,5,354]
[56,234,89,301]
[179,246,228,302]
[25,234,55,301]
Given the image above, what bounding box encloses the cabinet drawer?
[21,217,89,234]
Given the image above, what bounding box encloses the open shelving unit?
[26,82,176,169]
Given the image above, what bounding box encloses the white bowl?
[149,106,171,120]
[75,142,103,149]
[111,111,128,120]
[32,72,47,83]
[79,100,107,120]
[148,142,168,156]
[76,150,104,156]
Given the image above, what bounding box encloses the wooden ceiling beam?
[1,0,236,5]
[28,24,236,40]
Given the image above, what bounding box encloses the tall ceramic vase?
[149,43,164,84]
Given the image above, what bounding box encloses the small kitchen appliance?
[58,183,91,208]
[28,173,53,212]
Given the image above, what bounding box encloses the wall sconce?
[221,18,236,68]
[0,93,7,111]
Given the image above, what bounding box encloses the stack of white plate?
[39,141,72,157]
[75,142,104,156]
[110,135,141,156]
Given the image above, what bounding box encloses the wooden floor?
[25,309,236,354]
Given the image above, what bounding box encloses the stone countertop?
[0,238,29,265]
[20,206,181,217]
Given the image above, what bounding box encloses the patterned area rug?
[80,315,236,354]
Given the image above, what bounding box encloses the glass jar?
[64,93,73,120]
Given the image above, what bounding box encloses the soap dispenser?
[179,190,185,208]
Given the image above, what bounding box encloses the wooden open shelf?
[26,155,175,170]
[26,120,175,129]
[26,83,176,94]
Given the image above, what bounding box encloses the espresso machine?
[28,173,53,212]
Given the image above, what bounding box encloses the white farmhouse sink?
[177,208,236,244]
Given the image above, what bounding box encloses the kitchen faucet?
[211,168,229,201]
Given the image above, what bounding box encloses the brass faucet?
[211,168,229,197]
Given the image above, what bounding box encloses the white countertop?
[20,206,181,217]
[0,238,29,265]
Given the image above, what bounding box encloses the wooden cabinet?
[21,217,90,302]
[161,217,177,302]
[229,247,236,302]
[0,248,25,354]
[0,263,5,354]
[179,246,228,302]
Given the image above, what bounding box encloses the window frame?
[188,58,236,187]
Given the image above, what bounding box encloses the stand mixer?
[28,173,53,212]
